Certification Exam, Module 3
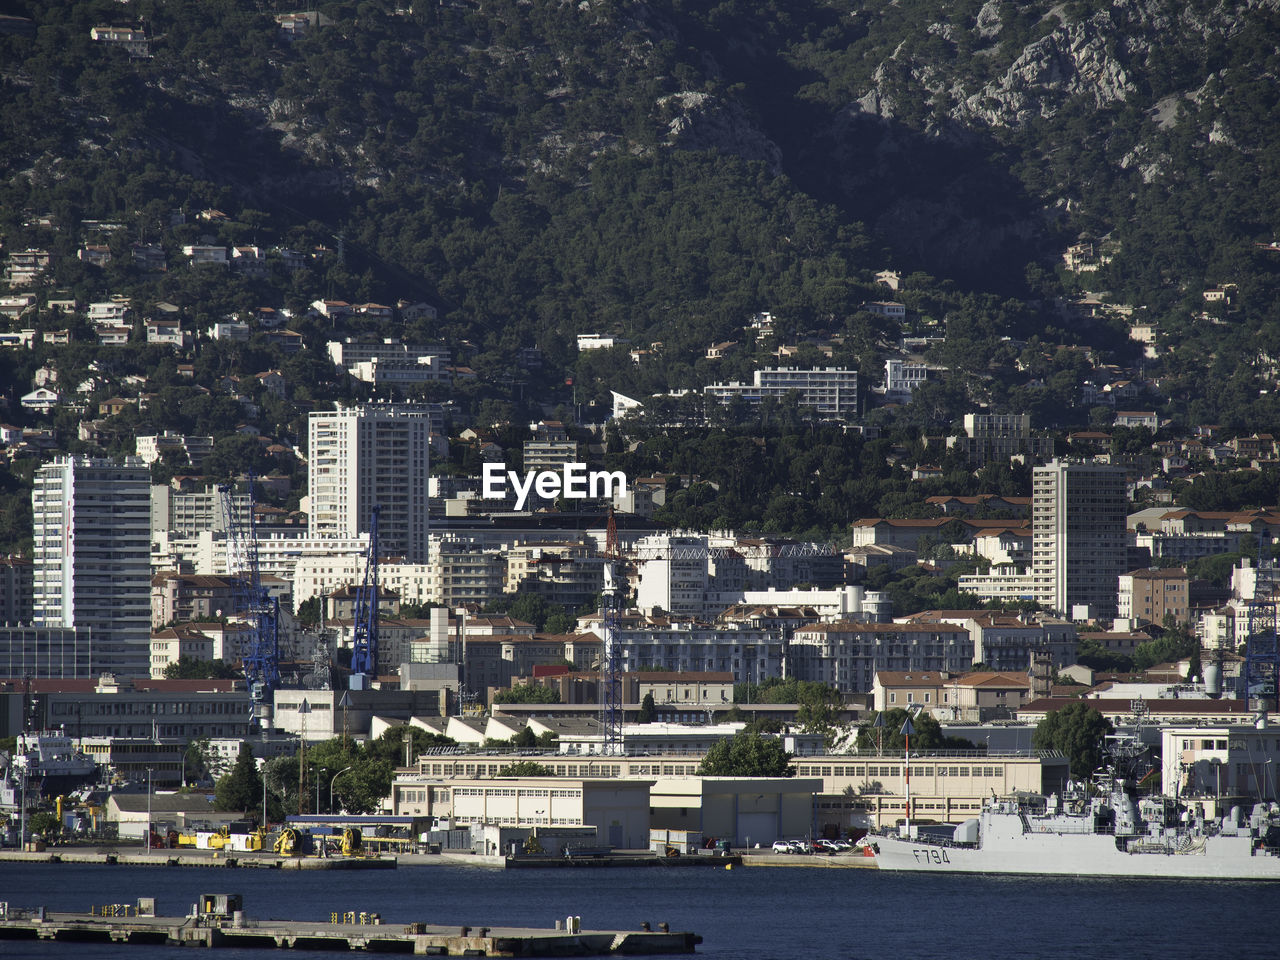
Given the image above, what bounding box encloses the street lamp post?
[330,765,354,813]
[146,767,154,852]
[297,699,311,817]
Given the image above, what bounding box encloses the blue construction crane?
[1242,539,1280,710]
[220,480,280,726]
[600,510,624,755]
[349,505,380,689]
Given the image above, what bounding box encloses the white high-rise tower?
[1032,459,1128,617]
[33,456,151,675]
[307,401,431,562]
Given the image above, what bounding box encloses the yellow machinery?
[275,826,303,855]
[199,825,265,851]
[340,827,362,856]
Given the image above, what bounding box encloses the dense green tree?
[1032,702,1115,779]
[493,683,561,704]
[1076,636,1134,673]
[638,692,657,724]
[697,731,792,777]
[183,738,213,785]
[853,709,963,754]
[163,657,240,680]
[1133,631,1200,672]
[497,760,554,777]
[27,811,62,841]
[214,743,262,815]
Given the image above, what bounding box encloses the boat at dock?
[869,751,1280,880]
[0,733,98,810]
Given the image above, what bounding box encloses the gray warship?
[869,742,1280,880]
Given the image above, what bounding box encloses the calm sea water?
[0,860,1272,960]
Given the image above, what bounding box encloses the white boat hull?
[872,832,1280,880]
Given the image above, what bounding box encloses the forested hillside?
[2,0,1279,415]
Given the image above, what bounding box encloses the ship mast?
[901,714,915,836]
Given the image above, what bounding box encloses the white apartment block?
[634,534,716,618]
[1134,530,1244,563]
[183,244,228,266]
[883,358,929,403]
[705,586,883,623]
[522,439,579,471]
[88,300,130,325]
[586,620,785,685]
[703,367,859,418]
[327,338,450,371]
[428,541,506,607]
[504,543,603,610]
[788,622,973,694]
[948,413,1053,467]
[634,532,842,618]
[1032,459,1128,616]
[898,612,1077,672]
[348,355,449,386]
[34,457,151,676]
[150,485,248,538]
[308,402,431,563]
[576,333,625,351]
[5,248,50,287]
[136,433,213,470]
[955,571,1038,604]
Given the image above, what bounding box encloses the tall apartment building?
[308,402,431,562]
[150,485,250,538]
[33,457,151,675]
[1118,568,1190,626]
[1032,459,1128,617]
[522,438,579,471]
[948,413,1053,468]
[0,556,33,625]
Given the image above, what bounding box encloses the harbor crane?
[349,505,381,689]
[220,479,280,730]
[600,511,624,755]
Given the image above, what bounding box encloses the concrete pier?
[0,849,396,870]
[0,908,701,955]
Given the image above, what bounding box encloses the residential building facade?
[1032,459,1128,616]
[33,457,151,675]
[308,401,432,562]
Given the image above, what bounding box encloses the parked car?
[772,840,792,853]
[815,839,839,853]
[787,839,809,854]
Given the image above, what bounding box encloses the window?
[889,693,896,704]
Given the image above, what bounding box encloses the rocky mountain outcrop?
[849,0,1274,131]
[657,91,783,173]
[953,11,1134,127]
